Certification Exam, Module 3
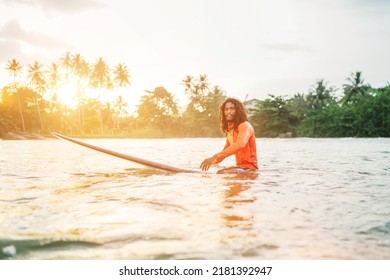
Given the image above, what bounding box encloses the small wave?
[241,244,279,257]
[357,171,372,175]
[104,233,183,246]
[289,207,310,214]
[0,238,100,259]
[357,221,390,235]
[0,197,37,203]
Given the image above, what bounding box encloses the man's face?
[224,102,236,122]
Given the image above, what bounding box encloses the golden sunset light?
[1,0,388,104]
[1,2,390,278]
[0,0,389,138]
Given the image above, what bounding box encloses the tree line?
[0,52,389,138]
[251,74,390,137]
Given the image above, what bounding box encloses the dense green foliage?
[247,73,389,137]
[298,86,390,137]
[0,54,389,138]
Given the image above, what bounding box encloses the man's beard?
[226,116,235,123]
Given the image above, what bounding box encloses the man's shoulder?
[238,121,254,131]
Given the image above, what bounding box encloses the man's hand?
[200,156,217,171]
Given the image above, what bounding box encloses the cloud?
[0,0,107,14]
[0,39,25,61]
[0,19,73,49]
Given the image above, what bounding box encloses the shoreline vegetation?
[1,52,389,140]
[2,131,388,140]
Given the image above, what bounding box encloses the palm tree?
[59,52,74,126]
[342,71,371,104]
[44,62,66,133]
[307,79,336,109]
[60,51,73,81]
[73,53,90,88]
[27,61,46,130]
[72,53,90,132]
[112,63,131,129]
[182,74,209,112]
[5,59,26,131]
[113,63,131,88]
[198,74,209,94]
[113,95,128,129]
[90,57,110,134]
[46,63,61,110]
[181,75,194,92]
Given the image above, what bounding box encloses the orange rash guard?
[214,121,258,170]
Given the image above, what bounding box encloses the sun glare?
[57,83,78,108]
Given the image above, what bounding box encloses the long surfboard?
[52,132,200,173]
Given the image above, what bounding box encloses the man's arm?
[214,139,230,164]
[200,122,253,171]
[214,122,253,162]
[200,138,230,171]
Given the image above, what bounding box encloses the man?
[200,98,258,173]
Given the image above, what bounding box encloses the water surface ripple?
[0,138,389,259]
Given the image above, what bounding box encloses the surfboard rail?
[52,132,200,173]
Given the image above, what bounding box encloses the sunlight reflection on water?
[0,137,389,259]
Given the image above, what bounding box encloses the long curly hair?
[219,98,248,134]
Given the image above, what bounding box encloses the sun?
[51,80,139,115]
[56,82,78,108]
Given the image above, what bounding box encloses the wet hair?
[219,98,248,134]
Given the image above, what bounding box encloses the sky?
[0,0,389,111]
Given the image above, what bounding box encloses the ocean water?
[0,137,389,259]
